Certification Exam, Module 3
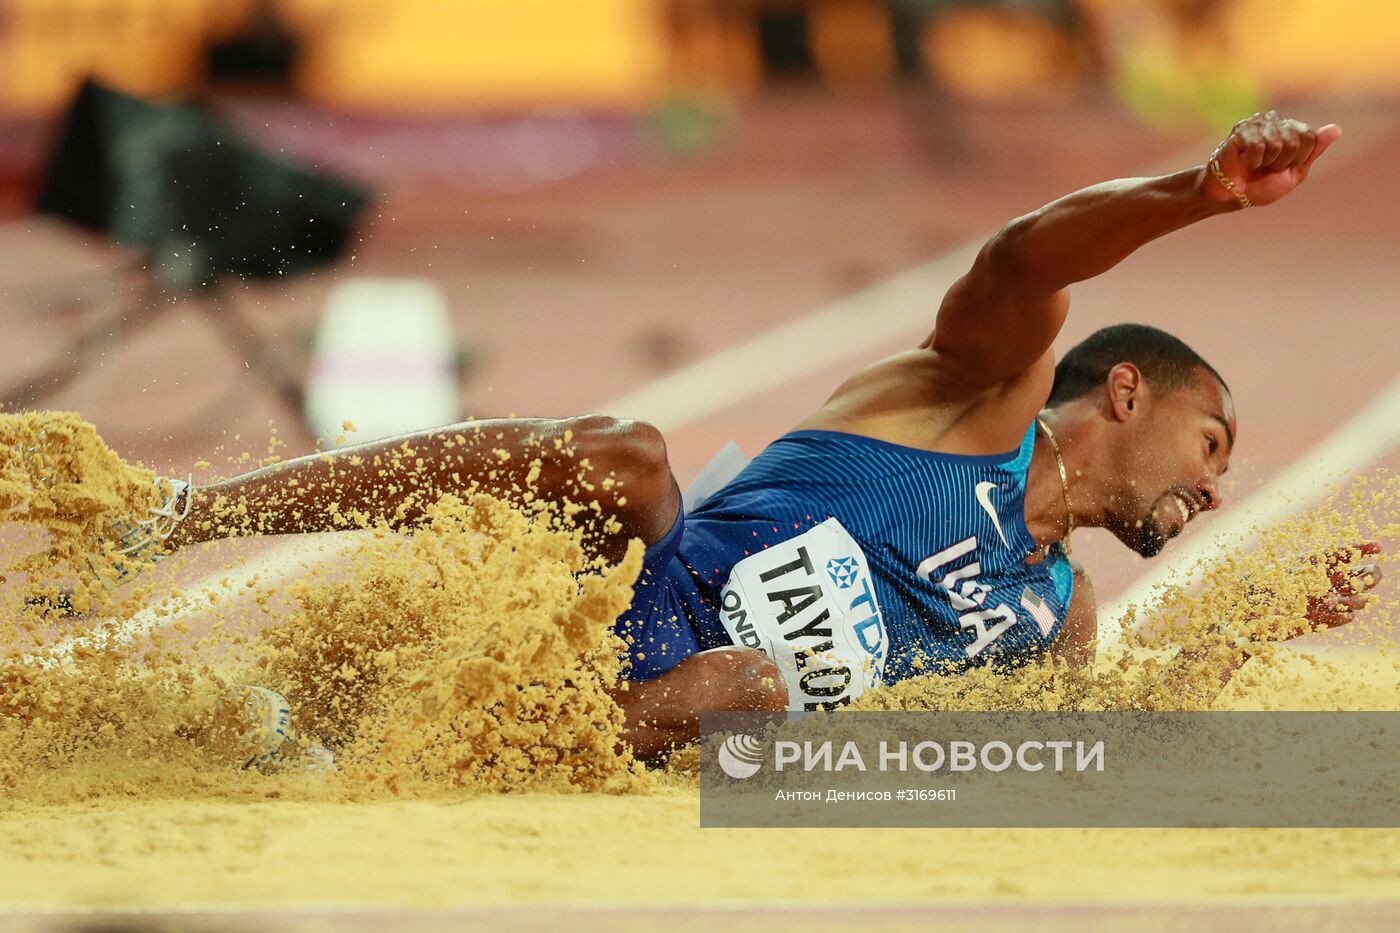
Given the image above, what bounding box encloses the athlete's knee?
[692,648,788,713]
[566,414,678,538]
[567,415,668,475]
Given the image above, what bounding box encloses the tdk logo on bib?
[720,518,888,712]
[826,557,859,589]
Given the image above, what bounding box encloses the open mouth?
[1171,493,1193,527]
[1152,492,1196,540]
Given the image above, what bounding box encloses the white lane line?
[1099,372,1400,645]
[606,242,981,430]
[39,534,361,664]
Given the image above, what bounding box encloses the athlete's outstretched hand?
[1205,111,1341,208]
[1303,541,1384,632]
[1238,542,1383,640]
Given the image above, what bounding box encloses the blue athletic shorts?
[611,509,704,682]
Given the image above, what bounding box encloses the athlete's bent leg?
[613,647,787,759]
[168,415,681,563]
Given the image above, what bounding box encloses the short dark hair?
[1047,324,1227,406]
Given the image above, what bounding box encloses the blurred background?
[3,0,1399,604]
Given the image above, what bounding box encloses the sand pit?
[1,649,1398,918]
[2,412,1398,920]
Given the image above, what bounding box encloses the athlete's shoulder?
[799,348,1055,454]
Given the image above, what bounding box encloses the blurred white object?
[683,440,750,513]
[305,278,462,444]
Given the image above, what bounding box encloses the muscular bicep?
[1049,564,1097,669]
[923,244,1070,389]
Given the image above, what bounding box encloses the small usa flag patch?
[1020,587,1057,637]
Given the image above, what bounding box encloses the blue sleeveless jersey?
[658,422,1074,691]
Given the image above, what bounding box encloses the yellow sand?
[1,412,1398,913]
[0,412,160,615]
[0,652,1395,912]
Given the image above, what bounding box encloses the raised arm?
[925,112,1341,388]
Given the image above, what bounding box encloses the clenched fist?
[1205,111,1342,209]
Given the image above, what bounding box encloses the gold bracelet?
[1209,156,1252,209]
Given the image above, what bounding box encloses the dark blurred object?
[206,0,301,83]
[7,80,369,412]
[758,8,814,74]
[37,80,368,291]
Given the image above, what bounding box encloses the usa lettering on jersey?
[916,536,1019,657]
[720,518,887,711]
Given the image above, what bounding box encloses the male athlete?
[111,111,1380,757]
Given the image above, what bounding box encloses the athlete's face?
[1108,369,1235,558]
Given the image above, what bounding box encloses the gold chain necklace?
[1036,417,1074,554]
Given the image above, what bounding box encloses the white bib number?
[719,518,888,711]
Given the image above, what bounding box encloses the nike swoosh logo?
[975,481,1010,549]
